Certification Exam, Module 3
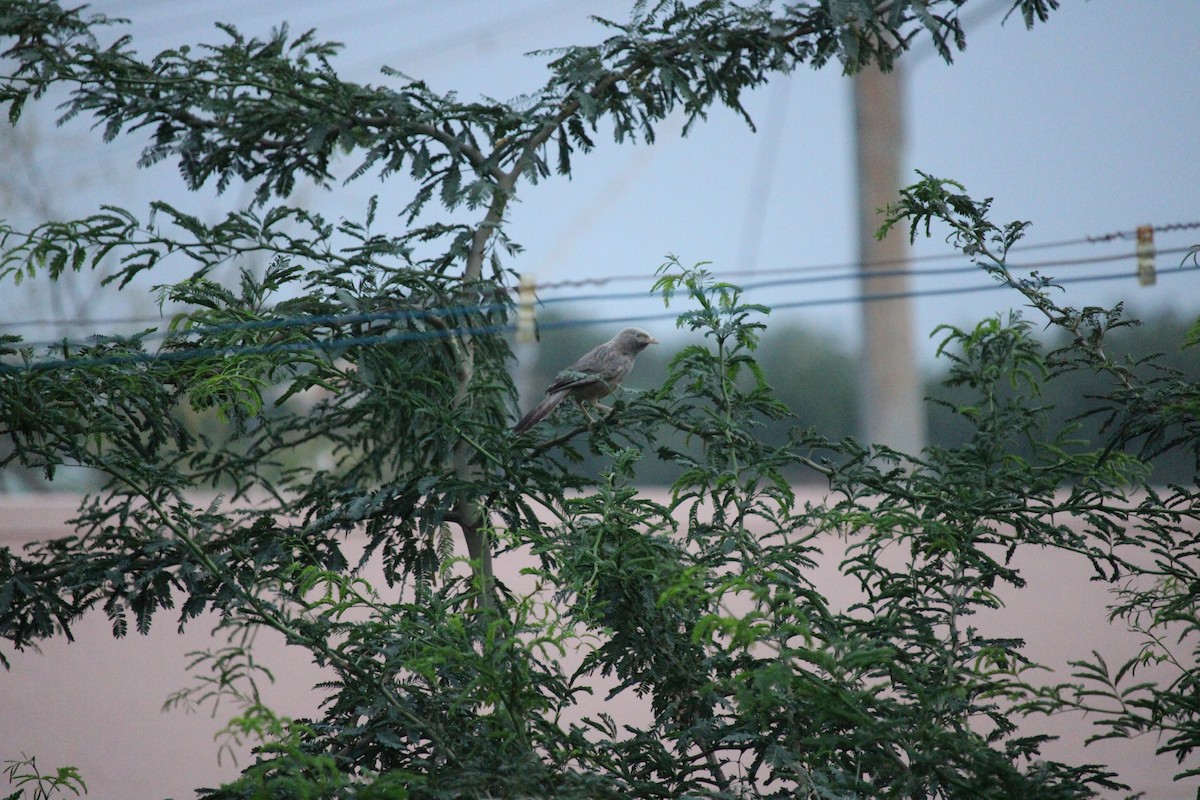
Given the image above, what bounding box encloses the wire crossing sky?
[2,220,1196,339]
[4,261,1197,376]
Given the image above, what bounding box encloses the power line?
[528,220,1200,291]
[533,243,1199,303]
[736,74,792,275]
[2,242,1196,344]
[1,301,512,352]
[3,262,1196,376]
[771,263,1199,312]
[1084,220,1200,244]
[5,322,514,376]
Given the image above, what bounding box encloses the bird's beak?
[648,336,659,345]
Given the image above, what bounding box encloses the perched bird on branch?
[513,327,658,434]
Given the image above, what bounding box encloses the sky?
[5,0,1200,364]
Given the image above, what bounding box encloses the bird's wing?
[552,343,632,387]
[544,367,611,395]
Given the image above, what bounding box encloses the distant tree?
[3,2,1200,799]
[0,109,113,492]
[929,309,1200,484]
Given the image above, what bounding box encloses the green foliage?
[1,2,1198,799]
[3,756,86,800]
[928,309,1200,485]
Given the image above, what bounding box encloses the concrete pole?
[853,63,926,454]
[514,273,539,412]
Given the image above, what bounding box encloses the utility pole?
[853,62,926,454]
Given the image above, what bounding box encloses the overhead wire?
[1,233,1197,345]
[2,251,1196,375]
[735,74,793,276]
[534,244,1200,306]
[2,301,512,352]
[529,220,1200,291]
[1,240,1194,340]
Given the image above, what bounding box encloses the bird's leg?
[577,399,616,426]
[575,398,598,425]
[576,399,615,428]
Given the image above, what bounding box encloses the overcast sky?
[8,1,1200,363]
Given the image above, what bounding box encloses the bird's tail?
[513,391,566,434]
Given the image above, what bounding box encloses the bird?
[513,327,658,434]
